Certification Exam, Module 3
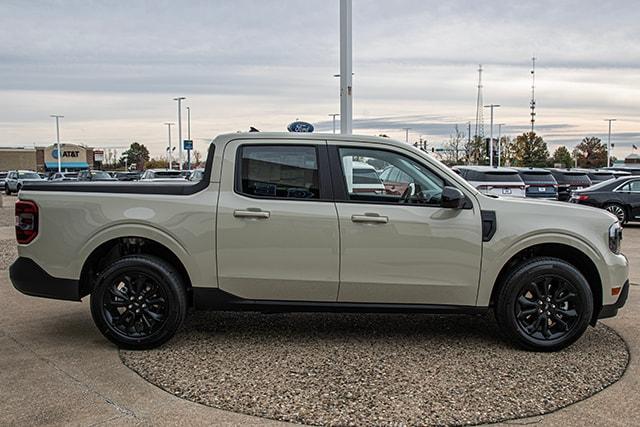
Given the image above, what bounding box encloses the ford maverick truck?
[10,133,629,351]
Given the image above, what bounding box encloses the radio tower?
[530,56,536,133]
[474,65,484,139]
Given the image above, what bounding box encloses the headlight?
[609,222,623,254]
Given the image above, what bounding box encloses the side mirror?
[441,186,468,209]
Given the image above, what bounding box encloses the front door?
[216,140,340,301]
[332,144,483,306]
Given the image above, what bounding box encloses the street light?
[402,127,411,143]
[186,106,192,170]
[605,118,617,167]
[497,123,505,167]
[164,122,174,170]
[50,115,64,173]
[484,104,501,167]
[328,113,340,134]
[173,97,186,170]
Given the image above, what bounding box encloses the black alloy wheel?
[90,255,187,349]
[495,257,593,351]
[515,276,580,341]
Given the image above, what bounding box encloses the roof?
[453,165,519,172]
[625,153,640,160]
[512,167,552,173]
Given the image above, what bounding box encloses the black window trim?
[233,143,334,202]
[328,145,470,209]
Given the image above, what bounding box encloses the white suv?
[454,166,526,198]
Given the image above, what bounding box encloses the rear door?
[216,139,340,301]
[626,179,640,220]
[330,143,483,306]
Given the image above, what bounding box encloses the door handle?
[351,213,388,224]
[234,209,270,219]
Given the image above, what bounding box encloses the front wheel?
[495,257,593,352]
[90,255,187,349]
[4,184,10,195]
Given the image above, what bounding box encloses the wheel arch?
[489,243,603,325]
[79,236,193,301]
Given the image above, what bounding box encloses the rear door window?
[237,145,320,199]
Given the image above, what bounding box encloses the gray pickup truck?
[10,133,629,351]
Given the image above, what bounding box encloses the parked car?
[11,133,628,352]
[0,171,8,186]
[607,170,632,179]
[570,176,640,223]
[453,166,526,198]
[114,171,141,181]
[49,172,79,182]
[605,166,640,176]
[585,169,615,185]
[4,170,44,194]
[348,161,386,194]
[379,165,413,195]
[514,168,558,200]
[78,170,117,181]
[188,168,205,182]
[139,169,185,182]
[547,169,592,202]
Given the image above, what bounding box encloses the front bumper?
[9,257,82,301]
[598,280,629,319]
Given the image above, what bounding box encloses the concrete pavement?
[0,223,638,426]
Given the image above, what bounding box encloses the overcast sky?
[1,0,639,158]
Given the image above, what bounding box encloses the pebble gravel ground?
[121,311,628,426]
[0,195,17,270]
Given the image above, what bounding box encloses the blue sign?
[287,121,314,133]
[183,140,193,150]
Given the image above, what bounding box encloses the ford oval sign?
[287,121,314,133]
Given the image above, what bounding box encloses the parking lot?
[1,192,639,426]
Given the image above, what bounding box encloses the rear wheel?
[495,257,593,351]
[90,255,187,349]
[604,203,627,224]
[4,184,10,195]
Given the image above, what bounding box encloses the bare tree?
[440,125,466,165]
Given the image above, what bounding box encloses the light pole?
[164,122,174,169]
[340,0,352,134]
[328,113,340,134]
[497,123,505,167]
[174,97,186,170]
[484,104,500,167]
[402,127,411,143]
[186,106,191,170]
[50,115,64,173]
[605,118,616,167]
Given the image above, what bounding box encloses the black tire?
[4,184,10,195]
[604,203,627,224]
[90,255,187,350]
[16,184,21,193]
[495,257,593,352]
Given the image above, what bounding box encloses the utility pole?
[186,106,191,170]
[164,122,174,170]
[340,0,352,134]
[484,104,500,167]
[328,113,339,134]
[605,118,616,167]
[497,123,505,167]
[174,97,186,170]
[50,115,64,173]
[467,122,472,165]
[475,65,484,140]
[530,56,536,133]
[402,127,411,143]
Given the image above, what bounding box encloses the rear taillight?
[15,200,38,244]
[575,195,590,201]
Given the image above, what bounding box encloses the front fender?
[476,231,606,306]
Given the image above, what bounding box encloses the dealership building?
[0,143,104,172]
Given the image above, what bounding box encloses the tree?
[511,132,549,167]
[575,137,607,168]
[440,125,465,165]
[121,142,150,171]
[498,136,515,166]
[552,146,573,168]
[144,158,168,169]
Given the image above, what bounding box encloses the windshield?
[519,171,556,184]
[18,172,40,179]
[154,171,182,178]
